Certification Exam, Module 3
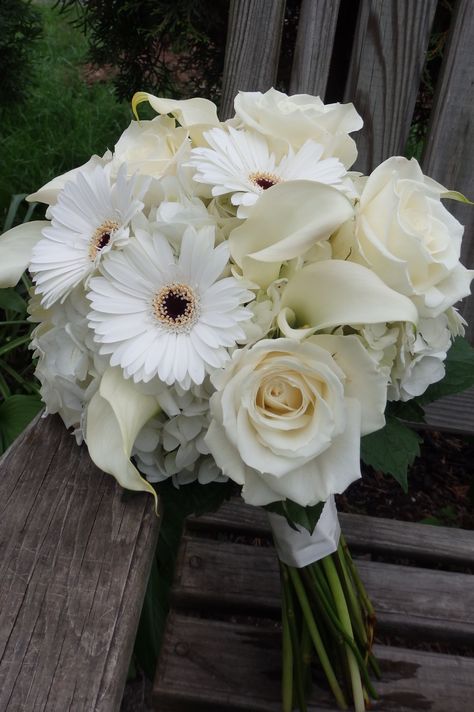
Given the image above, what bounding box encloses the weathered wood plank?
[220,0,286,120]
[422,0,474,341]
[173,536,474,643]
[345,0,437,174]
[154,613,474,711]
[422,388,474,435]
[0,415,160,712]
[189,499,474,568]
[289,0,341,96]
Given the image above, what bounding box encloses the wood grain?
[422,388,474,435]
[172,536,474,643]
[154,613,474,711]
[345,0,437,174]
[422,0,474,340]
[189,499,474,568]
[0,415,160,712]
[220,0,286,120]
[289,0,341,96]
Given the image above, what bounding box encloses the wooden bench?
[1,1,474,709]
[153,500,474,711]
[0,415,160,711]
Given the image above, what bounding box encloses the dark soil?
[338,430,474,530]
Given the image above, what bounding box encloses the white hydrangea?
[29,287,106,442]
[353,308,465,403]
[132,380,227,487]
[389,309,465,402]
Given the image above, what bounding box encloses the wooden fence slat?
[220,0,286,120]
[289,0,341,96]
[0,415,160,712]
[189,499,474,568]
[422,0,474,340]
[173,536,474,643]
[154,613,474,711]
[422,388,474,435]
[344,0,437,174]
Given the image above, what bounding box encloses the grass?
[0,2,132,222]
[0,2,133,451]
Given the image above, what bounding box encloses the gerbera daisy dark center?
[89,220,120,260]
[249,171,282,190]
[153,283,199,332]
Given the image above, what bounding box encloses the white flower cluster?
[0,88,471,508]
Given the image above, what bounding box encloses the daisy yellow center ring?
[152,283,200,333]
[248,171,282,191]
[88,220,120,260]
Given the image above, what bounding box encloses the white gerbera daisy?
[30,164,146,308]
[87,226,253,388]
[187,126,346,217]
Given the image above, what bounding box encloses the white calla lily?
[0,220,49,287]
[279,260,418,334]
[229,181,354,287]
[27,153,112,206]
[85,367,159,505]
[132,91,219,129]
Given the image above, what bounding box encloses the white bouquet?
[1,88,472,711]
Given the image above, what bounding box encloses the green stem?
[305,563,378,699]
[300,618,312,695]
[281,571,294,712]
[340,535,375,618]
[322,557,366,712]
[369,652,382,680]
[288,566,348,710]
[335,547,368,647]
[310,561,336,606]
[282,565,307,712]
[303,567,344,646]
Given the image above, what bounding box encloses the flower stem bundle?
[279,536,379,712]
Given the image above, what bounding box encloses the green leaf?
[3,194,28,232]
[0,288,27,315]
[416,337,474,406]
[386,399,426,423]
[264,499,324,534]
[442,190,474,205]
[0,394,42,453]
[361,416,422,492]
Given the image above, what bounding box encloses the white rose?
[354,157,473,316]
[111,116,189,180]
[234,88,363,168]
[205,336,387,507]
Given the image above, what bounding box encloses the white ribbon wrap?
[268,497,341,568]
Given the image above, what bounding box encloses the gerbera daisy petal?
[30,164,144,307]
[187,128,347,218]
[88,226,253,387]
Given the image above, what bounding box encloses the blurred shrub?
[0,0,42,106]
[56,0,229,103]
